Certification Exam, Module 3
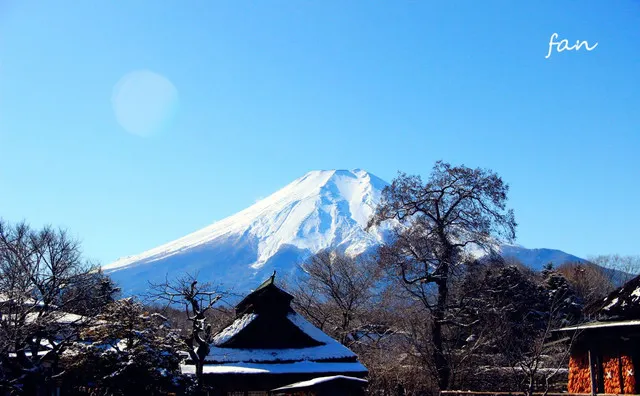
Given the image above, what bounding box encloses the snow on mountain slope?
[499,244,586,271]
[103,169,390,294]
[104,169,586,296]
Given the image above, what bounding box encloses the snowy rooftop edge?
[181,361,367,375]
[555,319,640,332]
[271,375,367,391]
[206,313,356,363]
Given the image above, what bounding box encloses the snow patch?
[604,297,619,311]
[631,287,640,300]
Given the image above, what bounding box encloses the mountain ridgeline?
[103,169,586,295]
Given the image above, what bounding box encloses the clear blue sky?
[1,1,638,264]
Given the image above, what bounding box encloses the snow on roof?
[181,361,367,375]
[271,375,367,391]
[287,312,339,345]
[26,311,85,325]
[206,313,356,363]
[555,319,640,332]
[206,341,355,363]
[8,350,51,358]
[603,297,620,311]
[212,313,257,345]
[7,339,58,358]
[50,311,85,324]
[593,274,640,319]
[0,293,43,307]
[2,311,85,325]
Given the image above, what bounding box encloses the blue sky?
[0,1,638,264]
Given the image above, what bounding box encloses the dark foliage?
[63,298,185,396]
[0,219,119,395]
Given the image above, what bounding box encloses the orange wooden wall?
[568,352,591,393]
[568,351,636,394]
[602,354,635,394]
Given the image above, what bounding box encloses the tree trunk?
[196,362,204,393]
[433,272,450,390]
[527,374,535,396]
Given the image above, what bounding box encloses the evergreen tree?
[64,298,185,395]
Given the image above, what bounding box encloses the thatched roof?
[234,273,294,317]
[589,273,640,320]
[190,275,367,377]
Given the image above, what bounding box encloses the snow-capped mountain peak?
[103,169,389,293]
[103,169,586,295]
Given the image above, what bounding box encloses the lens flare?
[112,70,178,137]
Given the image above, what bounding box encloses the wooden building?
[557,274,640,394]
[181,275,368,396]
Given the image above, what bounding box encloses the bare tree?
[290,250,383,346]
[588,254,640,284]
[368,161,517,390]
[0,219,114,394]
[505,293,579,396]
[148,274,227,393]
[288,251,424,394]
[556,261,614,308]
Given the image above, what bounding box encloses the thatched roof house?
[557,273,640,394]
[182,275,367,396]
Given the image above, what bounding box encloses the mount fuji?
[103,169,585,295]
